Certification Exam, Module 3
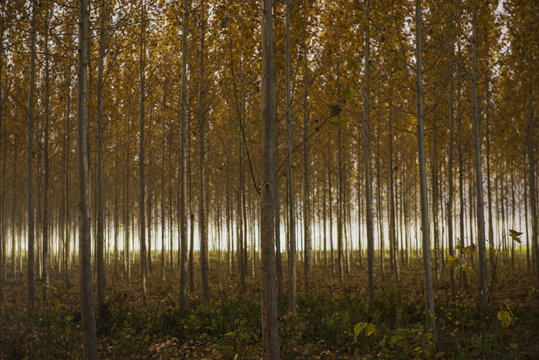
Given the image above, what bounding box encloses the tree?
[42,0,51,301]
[0,0,4,309]
[302,2,311,294]
[260,0,279,358]
[139,0,148,306]
[363,0,375,304]
[27,0,37,315]
[471,1,488,309]
[198,0,210,301]
[284,0,296,316]
[446,41,457,299]
[179,0,190,311]
[528,82,538,287]
[96,0,106,313]
[415,0,436,334]
[78,0,98,356]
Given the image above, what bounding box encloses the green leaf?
[497,310,512,328]
[344,87,359,101]
[248,138,258,145]
[52,298,61,309]
[509,229,523,243]
[447,255,459,269]
[462,244,476,254]
[231,121,240,129]
[365,323,376,336]
[346,58,360,70]
[353,322,367,338]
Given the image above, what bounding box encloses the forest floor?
[1,253,538,359]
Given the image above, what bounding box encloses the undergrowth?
[0,257,537,359]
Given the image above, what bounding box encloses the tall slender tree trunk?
[457,50,467,289]
[42,3,51,300]
[447,51,457,298]
[36,153,42,281]
[161,110,166,281]
[188,99,194,292]
[388,106,400,291]
[147,156,153,273]
[323,182,328,270]
[500,173,507,263]
[198,0,209,300]
[415,0,436,333]
[528,82,538,286]
[179,0,189,310]
[510,167,516,266]
[402,168,410,267]
[274,114,284,303]
[124,141,131,279]
[138,0,148,306]
[524,179,530,272]
[78,0,98,355]
[226,157,232,275]
[364,0,375,303]
[114,138,119,281]
[63,61,71,287]
[337,127,344,284]
[376,117,385,280]
[328,160,334,276]
[0,10,4,306]
[285,0,296,316]
[302,9,311,293]
[96,0,106,312]
[431,127,440,280]
[27,0,38,315]
[356,155,363,269]
[485,70,495,270]
[147,160,152,273]
[471,4,488,309]
[260,1,280,357]
[238,134,245,291]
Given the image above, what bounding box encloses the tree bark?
[328,159,334,276]
[96,0,106,313]
[27,0,37,315]
[0,9,4,306]
[42,3,51,301]
[388,105,400,291]
[302,7,311,293]
[274,114,284,303]
[364,0,375,303]
[160,105,166,281]
[528,81,538,286]
[139,0,148,306]
[179,0,189,310]
[198,0,209,300]
[471,4,488,309]
[78,0,98,356]
[456,43,467,289]
[285,0,296,316]
[260,1,280,357]
[415,0,436,334]
[337,127,344,284]
[447,49,456,298]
